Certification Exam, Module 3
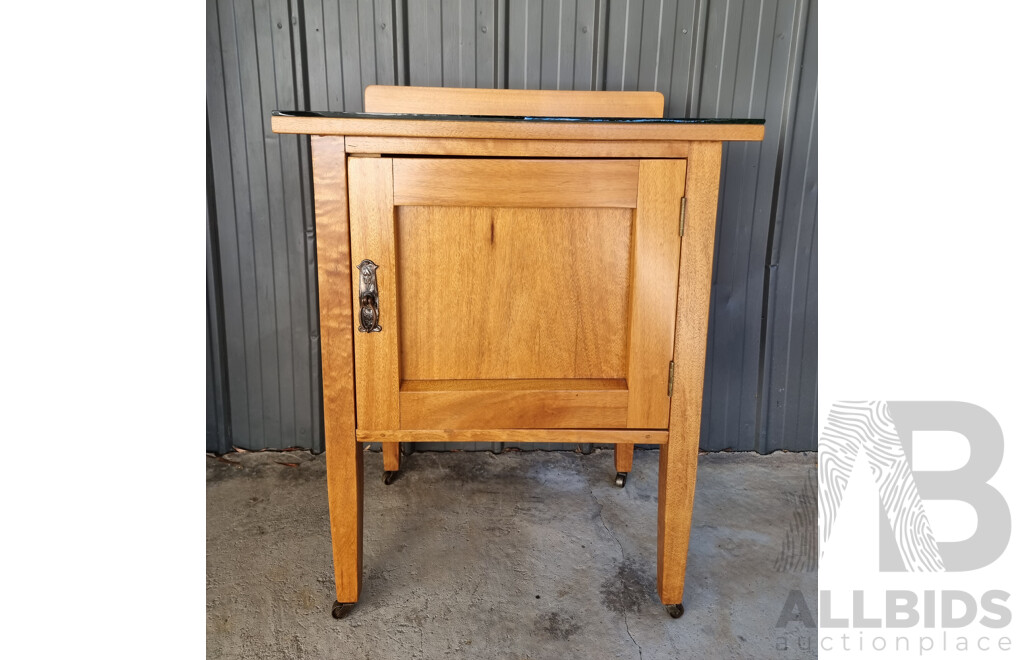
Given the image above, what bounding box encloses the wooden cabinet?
[272,86,764,619]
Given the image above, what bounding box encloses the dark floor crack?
[586,465,642,660]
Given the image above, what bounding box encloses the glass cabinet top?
[272,110,764,125]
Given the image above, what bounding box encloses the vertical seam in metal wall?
[537,0,544,88]
[556,0,564,89]
[652,0,664,89]
[785,115,814,431]
[687,0,709,116]
[746,0,765,116]
[336,2,346,108]
[361,1,370,95]
[619,0,629,89]
[255,1,286,444]
[755,0,809,453]
[713,0,727,114]
[210,1,236,452]
[269,0,296,442]
[207,112,232,454]
[291,0,323,452]
[494,0,501,87]
[596,0,607,90]
[229,0,260,446]
[770,2,815,451]
[398,0,409,85]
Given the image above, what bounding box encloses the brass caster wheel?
[614,472,627,488]
[383,470,398,485]
[332,601,355,619]
[666,603,684,619]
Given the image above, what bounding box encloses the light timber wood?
[392,159,639,208]
[382,441,400,471]
[345,137,691,159]
[658,141,722,606]
[347,158,400,431]
[271,115,766,142]
[310,136,362,603]
[284,91,762,614]
[400,378,625,391]
[357,429,669,445]
[364,85,665,118]
[615,444,634,473]
[399,382,629,429]
[396,205,632,380]
[626,160,686,428]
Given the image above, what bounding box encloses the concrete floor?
[207,448,817,659]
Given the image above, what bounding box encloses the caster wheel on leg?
[383,470,397,485]
[332,601,355,619]
[666,603,684,619]
[614,472,627,488]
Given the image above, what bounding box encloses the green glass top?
[271,110,764,125]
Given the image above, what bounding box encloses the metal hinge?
[679,198,687,236]
[667,361,675,396]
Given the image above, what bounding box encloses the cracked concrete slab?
[207,449,817,659]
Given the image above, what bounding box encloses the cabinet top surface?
[271,111,765,142]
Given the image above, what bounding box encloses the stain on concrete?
[536,611,582,640]
[600,558,656,615]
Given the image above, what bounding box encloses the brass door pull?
[357,259,382,333]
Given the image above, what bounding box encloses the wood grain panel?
[271,115,767,142]
[658,142,722,606]
[626,160,686,428]
[346,137,690,158]
[396,205,632,380]
[399,380,628,429]
[400,378,625,391]
[309,136,362,603]
[364,85,664,118]
[357,429,668,445]
[393,159,639,208]
[347,158,400,431]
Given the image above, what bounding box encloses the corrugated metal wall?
[206,0,818,454]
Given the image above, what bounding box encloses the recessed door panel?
[397,205,631,381]
[348,157,685,431]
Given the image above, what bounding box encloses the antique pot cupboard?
[271,86,764,619]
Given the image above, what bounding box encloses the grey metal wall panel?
[207,0,322,451]
[604,0,644,90]
[507,0,543,88]
[207,187,230,454]
[697,0,808,451]
[761,0,816,452]
[206,0,818,454]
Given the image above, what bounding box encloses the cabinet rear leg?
[614,443,634,487]
[383,442,400,484]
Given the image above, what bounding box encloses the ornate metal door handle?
[357,259,382,333]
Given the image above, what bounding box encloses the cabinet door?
[348,157,686,430]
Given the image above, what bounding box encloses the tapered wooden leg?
[326,435,363,605]
[614,443,634,487]
[657,141,721,608]
[312,136,363,608]
[383,442,400,471]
